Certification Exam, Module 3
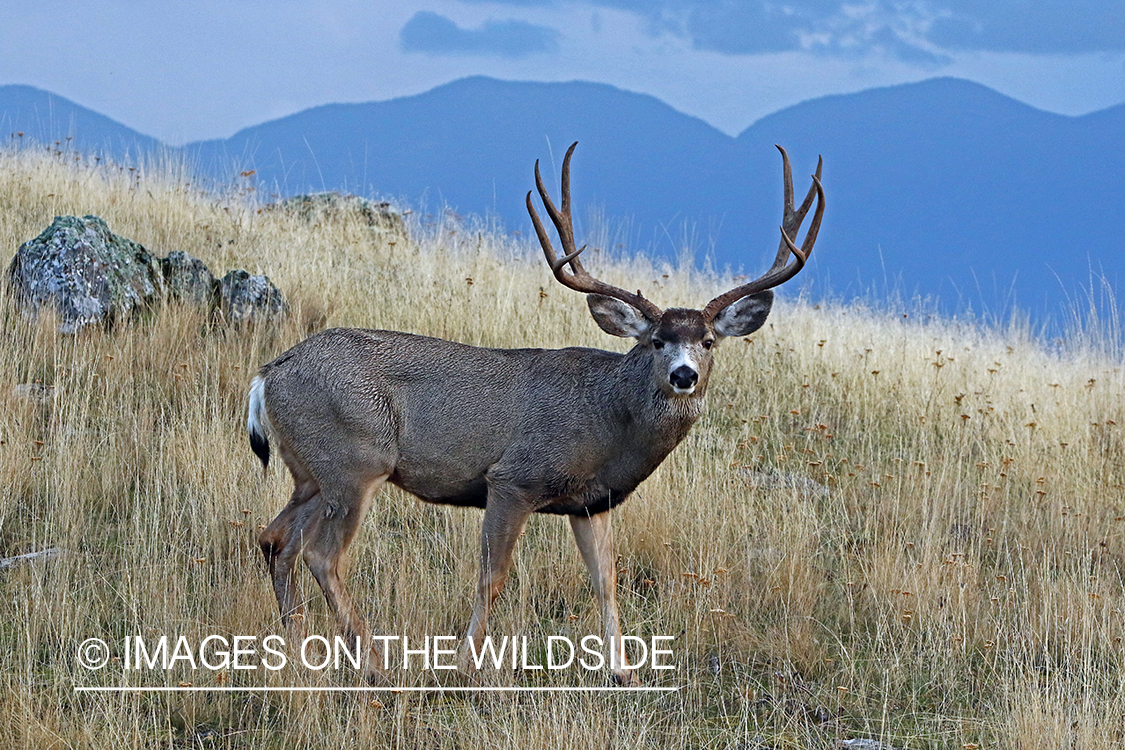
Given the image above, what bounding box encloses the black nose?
[670,365,698,390]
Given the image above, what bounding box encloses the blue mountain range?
[3,77,1121,322]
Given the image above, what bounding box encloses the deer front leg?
[458,496,533,674]
[569,511,637,686]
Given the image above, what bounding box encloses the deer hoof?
[613,669,641,687]
[363,663,391,687]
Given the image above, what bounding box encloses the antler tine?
[532,143,581,272]
[780,144,795,228]
[702,153,824,321]
[767,146,822,274]
[800,170,825,256]
[527,142,662,320]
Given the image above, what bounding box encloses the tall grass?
[1,143,1124,748]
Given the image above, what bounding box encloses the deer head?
[527,141,824,398]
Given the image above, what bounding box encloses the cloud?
[614,1,946,63]
[400,11,560,58]
[447,0,943,61]
[679,3,810,55]
[927,2,1125,54]
[677,1,947,63]
[450,0,1125,59]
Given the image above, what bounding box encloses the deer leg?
[458,495,533,673]
[569,511,637,686]
[300,473,389,683]
[259,473,320,639]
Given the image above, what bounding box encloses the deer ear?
[587,294,653,338]
[713,291,773,338]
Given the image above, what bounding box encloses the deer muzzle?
[669,365,699,394]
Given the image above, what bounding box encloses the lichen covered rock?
[10,217,290,332]
[161,250,217,306]
[276,192,407,237]
[219,270,286,325]
[8,215,165,332]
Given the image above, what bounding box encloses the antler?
[702,146,824,321]
[527,142,663,321]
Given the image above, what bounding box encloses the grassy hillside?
[1,145,1124,748]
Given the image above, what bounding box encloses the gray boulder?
[219,270,286,325]
[8,215,165,332]
[275,192,407,237]
[161,250,216,306]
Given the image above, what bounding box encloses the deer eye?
[652,339,665,350]
[702,339,714,350]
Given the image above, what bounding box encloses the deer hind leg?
[569,511,637,686]
[300,472,390,682]
[259,452,320,638]
[458,491,534,673]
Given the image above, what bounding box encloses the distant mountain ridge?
[185,76,747,261]
[0,84,161,155]
[2,77,1122,321]
[736,77,1125,316]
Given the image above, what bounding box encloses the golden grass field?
[1,144,1124,748]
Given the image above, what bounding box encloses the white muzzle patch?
[668,349,699,396]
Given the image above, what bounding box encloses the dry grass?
[2,143,1125,748]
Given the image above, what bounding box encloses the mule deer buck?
[248,142,823,685]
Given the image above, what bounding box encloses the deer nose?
[670,365,698,390]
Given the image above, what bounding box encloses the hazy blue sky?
[3,0,1124,144]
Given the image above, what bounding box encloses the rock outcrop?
[8,216,288,331]
[8,215,165,332]
[218,270,287,326]
[275,192,407,238]
[161,250,217,306]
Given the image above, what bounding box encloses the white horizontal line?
[75,685,680,693]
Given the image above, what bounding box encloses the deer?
[247,142,823,686]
